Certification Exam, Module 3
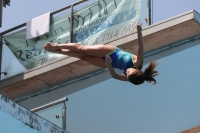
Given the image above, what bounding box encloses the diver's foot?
[44,42,59,51]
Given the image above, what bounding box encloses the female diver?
[43,24,158,85]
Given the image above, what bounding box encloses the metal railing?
[0,0,88,36]
[0,0,88,80]
[31,97,68,131]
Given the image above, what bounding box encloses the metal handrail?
[31,97,68,112]
[0,0,88,36]
[31,97,68,131]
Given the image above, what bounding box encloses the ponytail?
[143,61,159,84]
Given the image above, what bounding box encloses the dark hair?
[128,61,159,85]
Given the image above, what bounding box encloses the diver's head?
[127,61,159,85]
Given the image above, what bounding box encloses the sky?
[1,0,200,133]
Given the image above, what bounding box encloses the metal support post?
[0,0,3,27]
[152,0,153,24]
[69,5,74,43]
[0,36,3,80]
[62,101,67,131]
[147,0,152,25]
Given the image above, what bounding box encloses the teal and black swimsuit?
[102,47,139,75]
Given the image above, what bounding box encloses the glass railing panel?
[1,43,26,80]
[35,104,63,128]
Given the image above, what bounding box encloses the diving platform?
[0,10,200,109]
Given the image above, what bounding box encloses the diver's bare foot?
[44,42,58,51]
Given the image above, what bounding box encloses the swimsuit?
[102,47,139,75]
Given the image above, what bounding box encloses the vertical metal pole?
[62,102,67,131]
[0,36,3,80]
[152,0,153,24]
[147,0,152,25]
[0,0,3,27]
[69,5,74,43]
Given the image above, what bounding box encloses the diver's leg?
[49,49,107,67]
[44,42,115,57]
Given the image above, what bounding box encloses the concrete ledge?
[0,10,200,107]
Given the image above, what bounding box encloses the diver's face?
[126,68,137,77]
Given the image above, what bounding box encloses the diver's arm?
[105,56,128,81]
[136,24,144,69]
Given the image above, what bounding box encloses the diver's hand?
[105,56,112,66]
[105,56,128,81]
